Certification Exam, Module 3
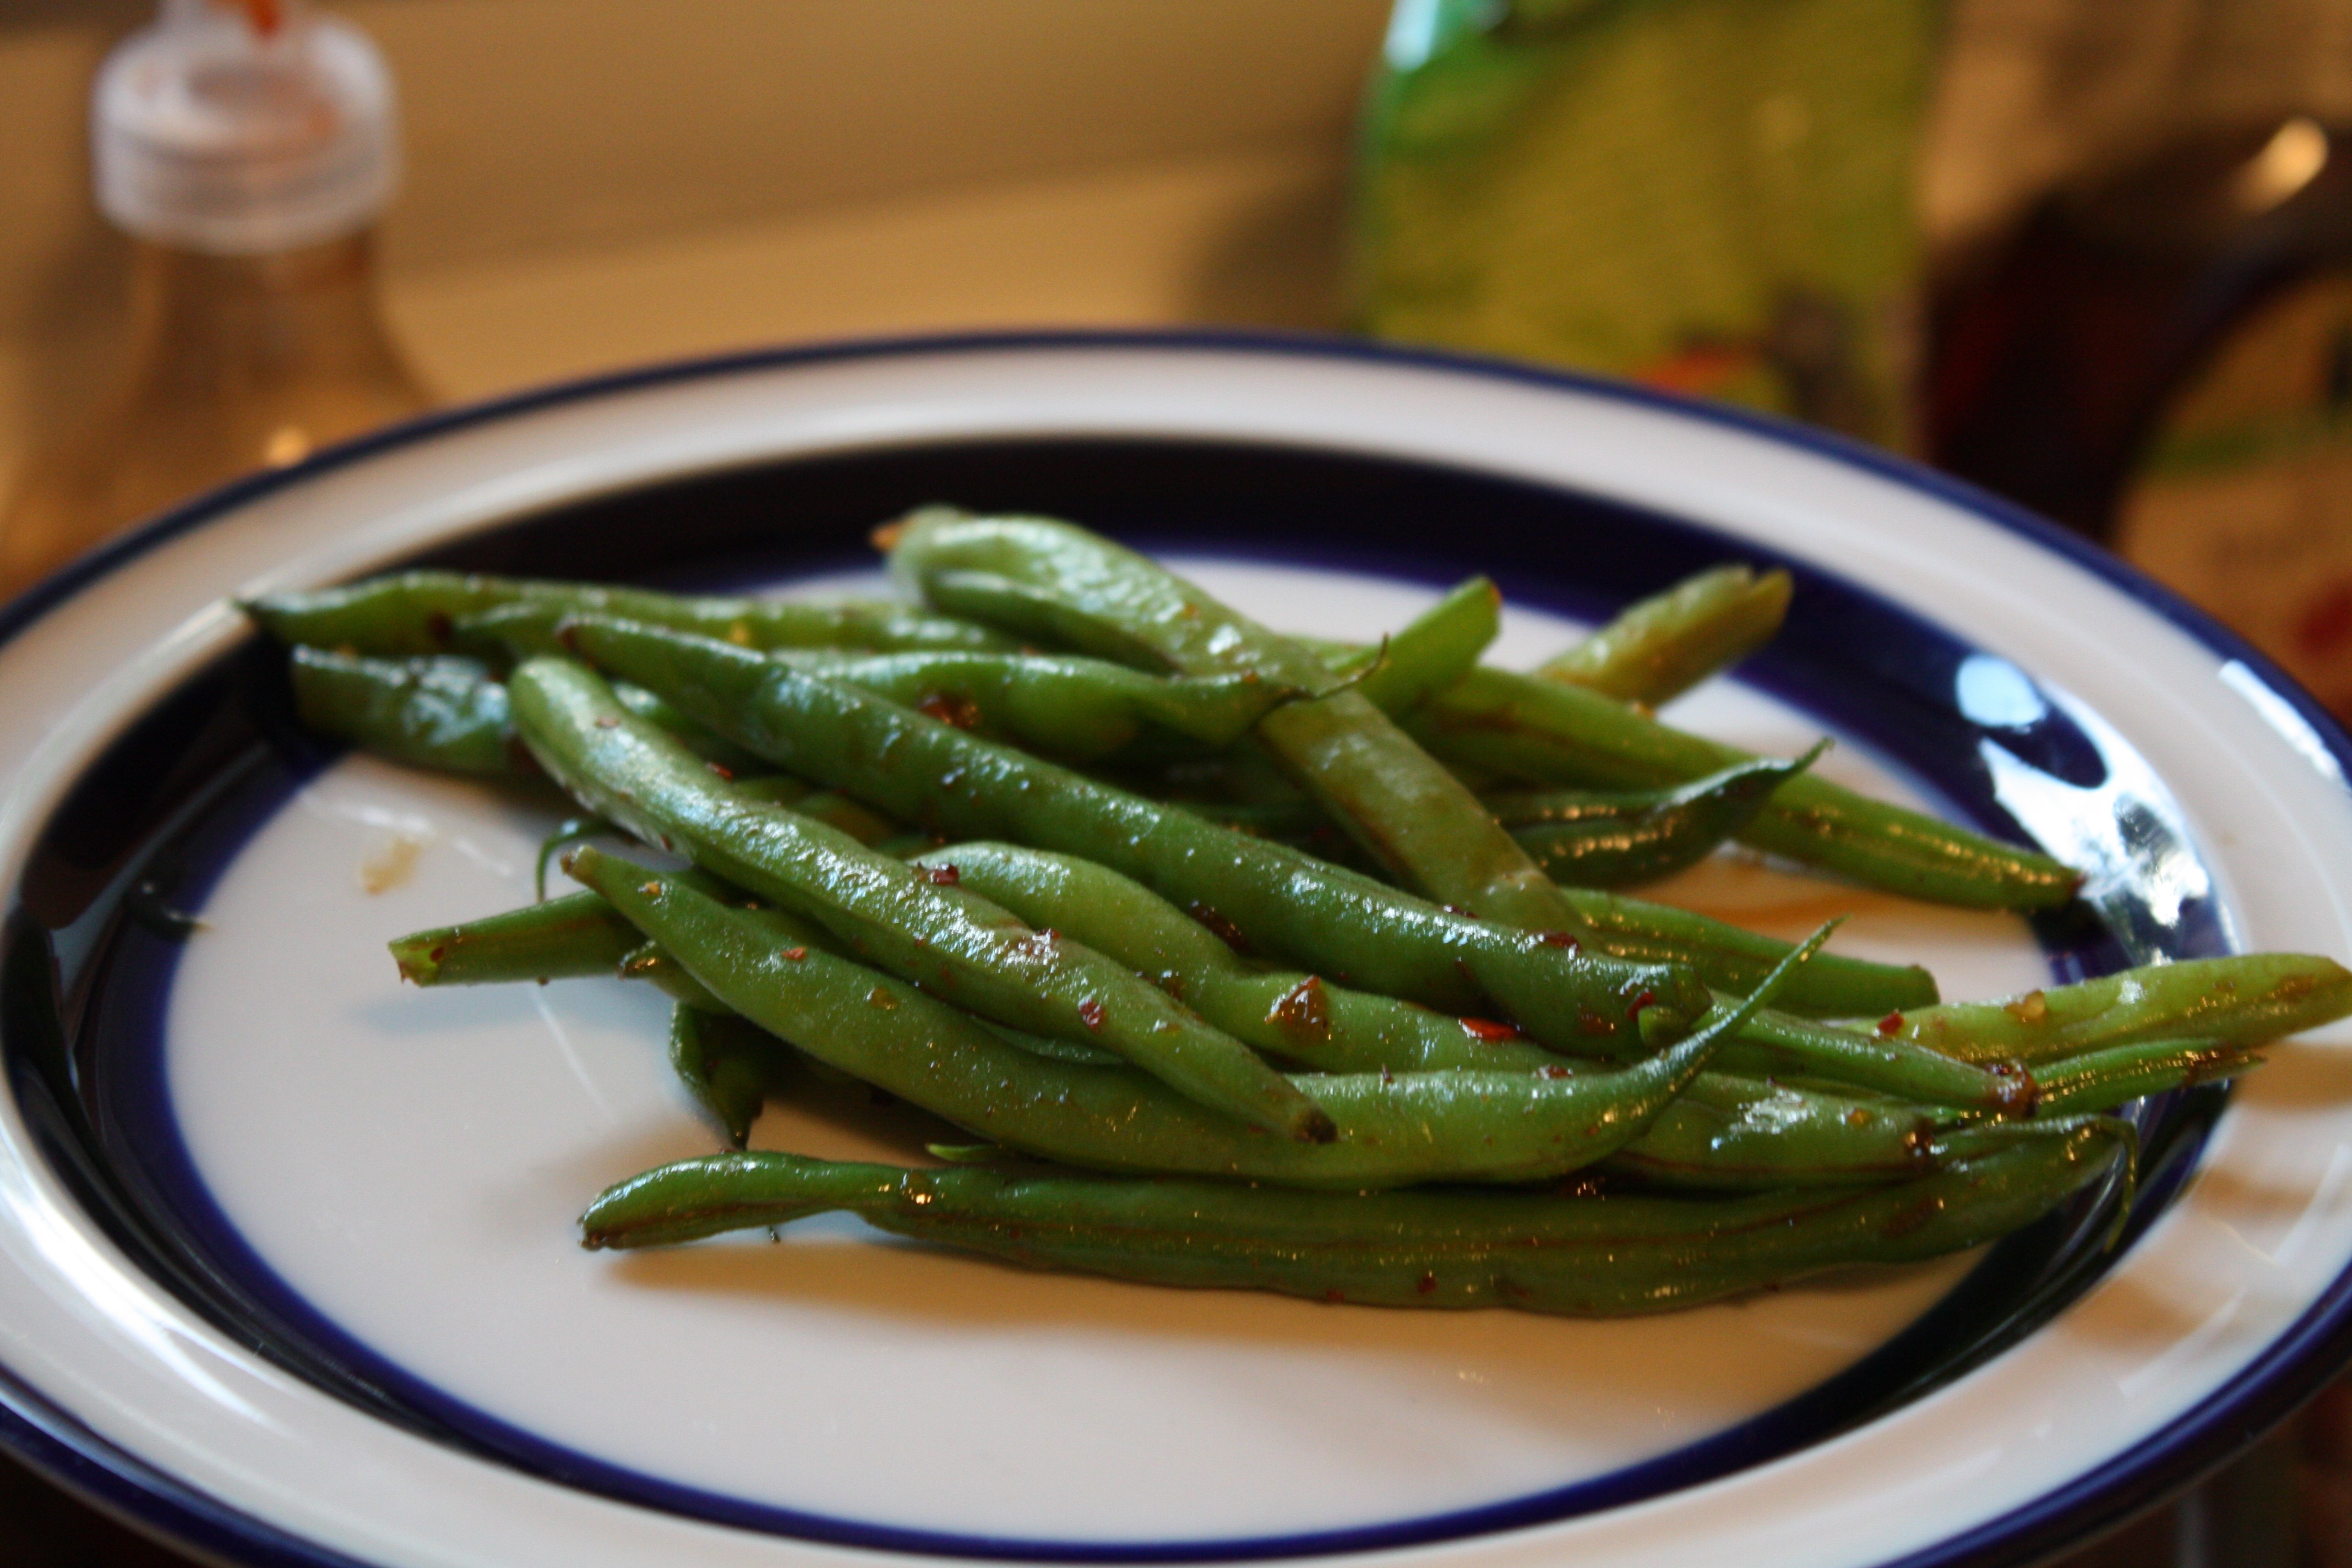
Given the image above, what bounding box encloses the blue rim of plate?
[0,328,2348,1568]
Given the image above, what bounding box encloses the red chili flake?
[1542,1065,1571,1080]
[594,716,620,729]
[1876,1011,1904,1038]
[706,761,735,780]
[1442,903,1476,919]
[427,944,448,962]
[916,692,983,729]
[1538,930,1581,951]
[1077,998,1107,1031]
[1459,1017,1521,1042]
[425,610,454,645]
[924,863,961,886]
[1186,903,1252,954]
[782,947,807,962]
[1628,988,1657,1017]
[1266,977,1332,1041]
[1416,1272,1437,1296]
[1880,1195,1943,1240]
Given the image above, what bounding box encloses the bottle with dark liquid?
[1926,110,2352,713]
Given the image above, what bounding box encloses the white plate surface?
[2,336,2350,1568]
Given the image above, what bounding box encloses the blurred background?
[6,1,2352,1563]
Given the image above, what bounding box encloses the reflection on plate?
[3,335,2351,1568]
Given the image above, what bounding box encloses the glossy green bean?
[564,843,1779,1188]
[390,889,638,986]
[1489,744,1825,888]
[576,1120,2131,1315]
[558,615,1739,1039]
[775,650,1304,759]
[290,647,753,776]
[1320,576,1502,716]
[622,941,730,1013]
[398,877,2236,1182]
[890,511,1585,932]
[906,843,2032,1186]
[509,656,1331,1141]
[1537,565,1793,705]
[246,570,1014,658]
[1404,666,2082,910]
[2029,1038,2258,1115]
[667,1004,772,1148]
[1879,956,2352,1062]
[291,649,522,776]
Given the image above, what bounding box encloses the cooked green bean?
[622,941,729,1014]
[576,1120,2131,1315]
[774,650,1303,759]
[1489,744,1826,888]
[509,656,1333,1141]
[1406,665,2082,910]
[667,1004,772,1148]
[291,649,522,777]
[290,647,754,776]
[391,889,639,987]
[564,843,1790,1189]
[396,874,2254,1185]
[558,616,1758,1037]
[2029,1039,2258,1115]
[247,570,1015,658]
[1879,957,2352,1062]
[1321,575,1502,716]
[890,511,1585,933]
[1538,565,1793,706]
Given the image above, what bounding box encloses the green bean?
[291,649,522,777]
[290,647,754,776]
[667,1004,773,1148]
[1489,744,1826,888]
[906,843,2055,1185]
[509,656,1332,1141]
[1724,1003,2038,1112]
[574,614,1937,1019]
[1320,576,1502,716]
[2029,1039,2258,1116]
[390,890,639,987]
[564,843,1789,1189]
[772,650,1304,759]
[1405,665,2082,910]
[399,877,2237,1180]
[889,511,1586,933]
[1879,956,2352,1063]
[576,1119,2131,1315]
[621,941,730,1014]
[1538,565,1793,706]
[558,615,1740,1038]
[246,570,1015,659]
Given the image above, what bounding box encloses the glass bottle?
[1923,0,2352,717]
[0,0,428,601]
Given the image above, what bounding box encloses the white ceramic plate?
[3,334,2350,1568]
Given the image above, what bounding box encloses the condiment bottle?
[0,0,428,600]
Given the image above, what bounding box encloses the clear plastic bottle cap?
[93,0,399,255]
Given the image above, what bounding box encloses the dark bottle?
[1926,116,2352,541]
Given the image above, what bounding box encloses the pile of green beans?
[242,516,2352,1319]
